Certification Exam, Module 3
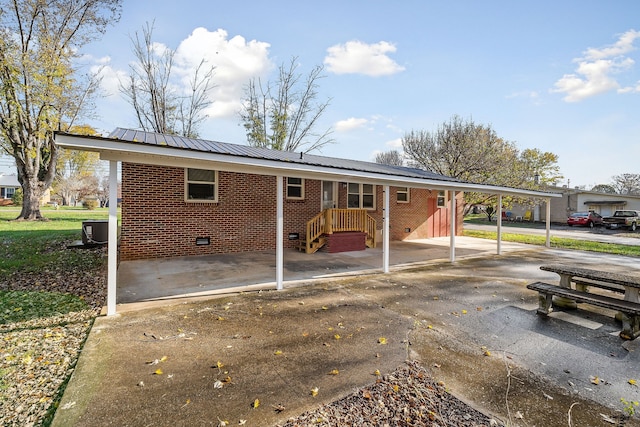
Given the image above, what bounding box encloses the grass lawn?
[0,206,113,323]
[0,206,110,272]
[463,229,640,257]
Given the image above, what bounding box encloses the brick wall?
[120,164,461,261]
[120,164,323,260]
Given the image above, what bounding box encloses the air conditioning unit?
[82,220,109,245]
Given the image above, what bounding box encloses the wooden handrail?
[303,209,377,252]
[306,210,325,253]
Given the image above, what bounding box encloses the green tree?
[0,0,122,220]
[53,125,101,205]
[590,184,617,194]
[120,22,215,138]
[240,56,334,152]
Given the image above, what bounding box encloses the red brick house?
[55,128,558,315]
[119,163,462,261]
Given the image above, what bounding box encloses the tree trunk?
[18,178,45,220]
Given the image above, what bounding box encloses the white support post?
[107,160,118,316]
[276,176,284,290]
[449,190,456,263]
[545,198,551,248]
[497,194,502,255]
[383,185,390,273]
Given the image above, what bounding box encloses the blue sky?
[4,0,638,189]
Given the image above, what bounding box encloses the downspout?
[107,160,118,316]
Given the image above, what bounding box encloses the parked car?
[567,211,603,228]
[603,210,640,231]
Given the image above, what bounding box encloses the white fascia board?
[55,134,561,199]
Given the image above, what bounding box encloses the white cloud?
[552,29,640,102]
[583,29,640,60]
[385,138,402,149]
[324,40,405,76]
[334,117,368,132]
[174,27,272,118]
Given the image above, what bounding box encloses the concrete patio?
[115,237,530,309]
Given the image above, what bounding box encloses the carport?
[55,129,561,315]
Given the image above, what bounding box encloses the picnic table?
[539,264,640,304]
[527,264,640,340]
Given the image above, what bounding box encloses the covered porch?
[114,237,538,311]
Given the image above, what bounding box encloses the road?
[464,221,640,246]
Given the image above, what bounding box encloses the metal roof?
[106,128,459,184]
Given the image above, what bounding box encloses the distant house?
[529,186,640,223]
[0,174,20,205]
[55,128,559,314]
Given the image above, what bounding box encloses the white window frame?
[396,187,410,203]
[286,177,304,200]
[436,190,448,208]
[347,183,376,209]
[185,168,218,203]
[4,187,15,199]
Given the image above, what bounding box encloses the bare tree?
[403,115,562,213]
[375,150,404,166]
[120,22,215,138]
[611,173,640,195]
[240,57,334,152]
[0,0,122,220]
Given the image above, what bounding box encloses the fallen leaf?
[362,390,372,399]
[461,309,468,314]
[160,356,168,362]
[252,398,260,408]
[214,380,223,389]
[310,387,319,397]
[374,369,381,376]
[334,334,341,340]
[238,420,247,426]
[272,403,286,413]
[600,413,617,424]
[328,369,339,375]
[483,350,491,357]
[629,379,637,386]
[154,369,163,375]
[322,306,328,310]
[216,361,224,369]
[378,337,387,345]
[590,376,600,385]
[274,350,283,355]
[515,411,524,419]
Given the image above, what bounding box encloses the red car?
[567,211,603,228]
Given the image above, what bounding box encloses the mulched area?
[0,246,105,427]
[278,361,497,427]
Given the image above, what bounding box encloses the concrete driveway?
[52,240,640,427]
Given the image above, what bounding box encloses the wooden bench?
[527,281,640,340]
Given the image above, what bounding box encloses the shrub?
[11,188,23,206]
[82,199,99,210]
